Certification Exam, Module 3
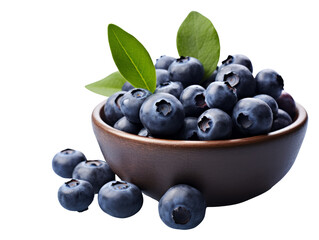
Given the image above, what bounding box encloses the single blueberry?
[197,108,233,140]
[156,69,170,86]
[168,56,204,88]
[72,160,115,194]
[113,116,142,134]
[155,81,184,99]
[121,82,134,91]
[155,55,176,70]
[276,90,296,119]
[254,94,278,118]
[52,149,87,178]
[103,91,126,126]
[176,117,199,140]
[232,98,273,136]
[58,179,94,212]
[220,54,253,73]
[179,85,208,117]
[215,64,256,99]
[271,109,292,132]
[158,184,206,230]
[98,180,143,218]
[255,69,284,99]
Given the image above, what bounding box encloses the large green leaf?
[108,24,156,92]
[177,11,220,80]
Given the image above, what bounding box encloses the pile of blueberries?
[105,54,296,140]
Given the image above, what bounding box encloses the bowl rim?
[92,100,308,148]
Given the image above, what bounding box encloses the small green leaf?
[85,71,126,96]
[177,11,220,80]
[108,24,156,93]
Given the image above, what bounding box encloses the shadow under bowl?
[92,101,308,207]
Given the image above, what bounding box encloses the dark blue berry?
[179,85,208,117]
[72,160,115,194]
[168,56,204,88]
[276,90,296,119]
[156,69,170,86]
[254,94,278,118]
[220,54,253,73]
[155,81,184,99]
[232,98,273,136]
[158,184,206,230]
[113,116,141,134]
[52,149,87,178]
[271,109,292,131]
[197,108,232,140]
[176,117,199,140]
[103,91,126,126]
[98,180,143,218]
[121,82,134,91]
[155,55,176,70]
[58,179,94,212]
[255,69,284,99]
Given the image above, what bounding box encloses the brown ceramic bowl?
[92,100,308,207]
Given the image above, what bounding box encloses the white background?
[1,0,318,239]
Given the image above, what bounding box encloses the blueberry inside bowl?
[92,100,307,206]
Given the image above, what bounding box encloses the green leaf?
[85,71,127,96]
[108,24,156,93]
[177,11,220,80]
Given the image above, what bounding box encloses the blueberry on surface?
[179,85,208,117]
[139,93,185,137]
[204,81,237,113]
[155,55,176,70]
[255,69,284,99]
[104,91,126,126]
[220,54,253,73]
[197,108,232,140]
[276,90,296,119]
[168,56,204,88]
[176,117,199,140]
[121,82,134,91]
[232,98,273,136]
[120,88,152,124]
[254,94,278,118]
[156,69,170,86]
[215,64,255,99]
[72,160,115,194]
[158,184,206,230]
[155,81,184,99]
[52,149,87,178]
[98,180,143,218]
[271,109,292,132]
[113,116,141,134]
[58,179,94,212]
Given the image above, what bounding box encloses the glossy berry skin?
[215,64,255,99]
[220,54,253,73]
[254,94,278,118]
[179,85,208,117]
[120,88,152,124]
[52,149,87,178]
[197,108,232,140]
[158,184,206,230]
[139,93,185,137]
[176,117,199,140]
[168,56,204,88]
[98,180,143,218]
[156,69,170,86]
[121,82,134,91]
[72,160,115,194]
[113,116,141,134]
[104,91,126,126]
[255,69,284,99]
[205,81,237,113]
[271,109,292,132]
[155,81,184,99]
[276,90,296,119]
[138,128,153,138]
[155,55,176,70]
[58,179,94,212]
[232,98,273,136]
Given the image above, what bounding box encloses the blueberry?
[255,69,284,99]
[155,81,184,99]
[205,81,237,113]
[72,160,115,194]
[168,56,204,88]
[176,117,199,140]
[58,179,94,212]
[138,128,153,138]
[197,108,232,140]
[98,180,143,218]
[104,91,126,126]
[215,64,255,99]
[156,69,170,86]
[158,184,206,230]
[113,116,141,134]
[121,82,134,91]
[155,55,176,70]
[139,93,185,137]
[271,109,292,132]
[52,149,87,178]
[120,88,152,124]
[179,85,208,117]
[276,90,296,119]
[220,54,253,73]
[253,94,278,118]
[232,98,273,136]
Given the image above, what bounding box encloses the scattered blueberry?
[98,180,143,218]
[179,85,208,117]
[220,54,253,73]
[155,81,184,99]
[271,109,292,131]
[155,55,176,70]
[104,91,126,126]
[58,179,94,212]
[254,94,278,118]
[158,184,206,230]
[255,69,284,99]
[276,90,296,119]
[156,69,170,86]
[176,117,199,140]
[52,149,87,178]
[113,116,142,134]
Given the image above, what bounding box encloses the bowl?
[92,100,308,207]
